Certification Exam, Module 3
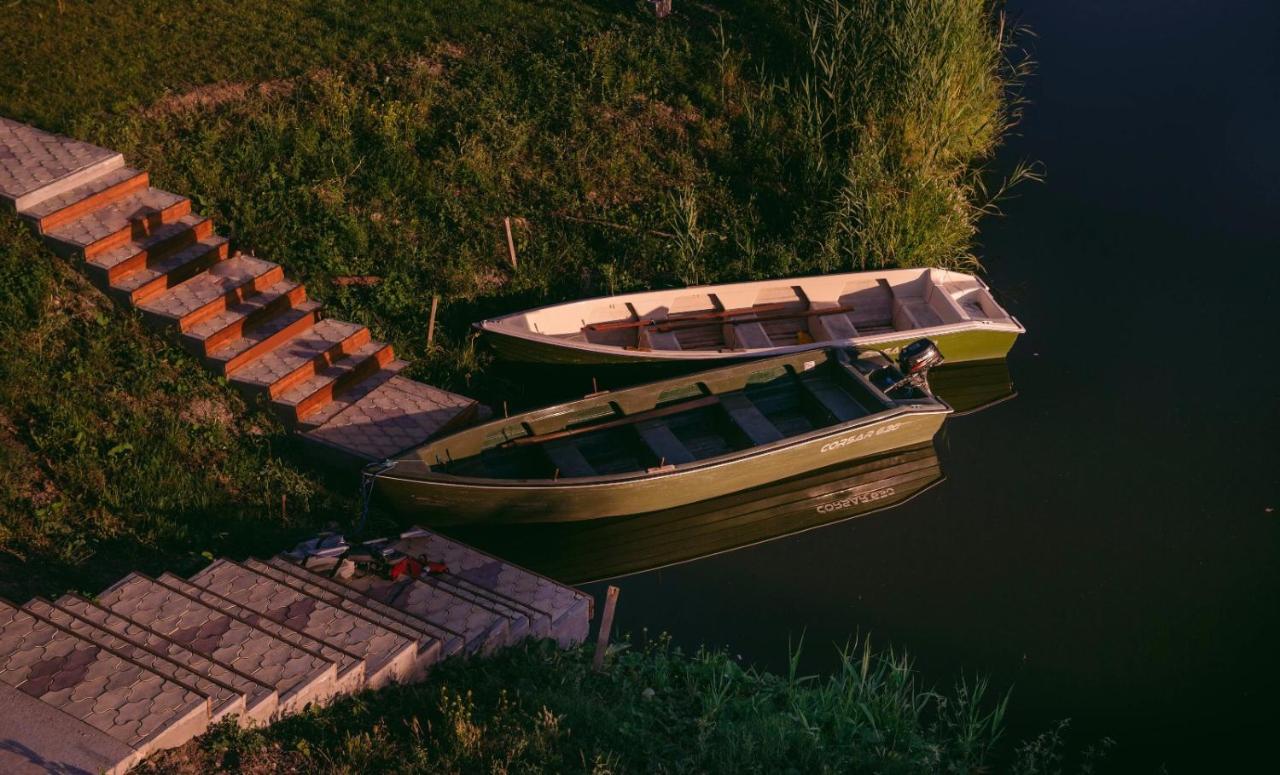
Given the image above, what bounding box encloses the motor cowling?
[898,338,944,376]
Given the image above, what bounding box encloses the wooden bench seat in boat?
[812,311,858,341]
[634,419,697,465]
[639,326,681,351]
[798,374,871,422]
[727,321,773,350]
[718,393,784,445]
[542,439,595,478]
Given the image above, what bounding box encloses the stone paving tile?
[0,681,141,775]
[19,165,145,226]
[42,187,187,250]
[87,214,210,277]
[298,360,410,430]
[230,318,367,392]
[265,557,465,657]
[0,116,123,208]
[153,573,365,697]
[274,340,391,414]
[137,254,280,324]
[303,376,478,461]
[0,599,207,751]
[190,560,416,689]
[207,300,322,371]
[56,593,278,726]
[97,573,336,715]
[111,237,229,300]
[247,558,446,670]
[181,279,305,350]
[328,562,512,656]
[23,597,245,724]
[396,527,593,647]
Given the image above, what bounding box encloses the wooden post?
[592,585,620,672]
[503,216,518,268]
[426,295,439,351]
[281,494,287,522]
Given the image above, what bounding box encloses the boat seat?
[813,312,858,342]
[718,394,784,446]
[728,321,772,350]
[634,420,697,465]
[799,375,869,422]
[541,439,596,478]
[640,326,682,351]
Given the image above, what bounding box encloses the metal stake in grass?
[426,295,440,351]
[504,216,518,269]
[592,585,620,672]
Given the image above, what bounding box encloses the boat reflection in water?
[925,357,1016,416]
[440,357,1013,583]
[443,442,943,584]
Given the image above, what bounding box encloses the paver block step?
[248,557,451,664]
[396,527,593,647]
[302,376,479,461]
[273,340,395,424]
[182,279,307,356]
[152,573,365,696]
[137,253,284,331]
[190,559,417,690]
[298,359,411,431]
[23,597,245,724]
[19,166,149,233]
[97,573,337,716]
[229,318,369,398]
[55,593,277,726]
[42,187,189,258]
[88,214,213,282]
[0,116,124,210]
[209,299,323,376]
[111,236,230,304]
[0,681,140,775]
[318,560,512,656]
[0,598,209,755]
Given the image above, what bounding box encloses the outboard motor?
[875,338,944,397]
[898,338,944,378]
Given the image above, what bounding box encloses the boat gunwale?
[381,402,951,491]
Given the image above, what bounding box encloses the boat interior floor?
[564,278,959,351]
[440,366,888,481]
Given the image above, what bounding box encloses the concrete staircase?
[0,116,477,463]
[0,527,592,774]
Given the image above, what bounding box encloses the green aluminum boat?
[476,268,1023,367]
[371,343,952,524]
[445,442,945,583]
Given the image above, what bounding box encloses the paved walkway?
[0,116,477,463]
[0,528,591,774]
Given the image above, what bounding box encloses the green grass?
[135,637,1107,774]
[0,0,1032,597]
[0,2,1078,769]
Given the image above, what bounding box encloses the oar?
[585,302,858,333]
[584,302,796,332]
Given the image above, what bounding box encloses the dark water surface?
[460,2,1280,770]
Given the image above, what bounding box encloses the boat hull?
[372,407,947,524]
[483,324,1019,368]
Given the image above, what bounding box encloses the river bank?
[136,637,1104,774]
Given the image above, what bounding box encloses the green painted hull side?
[373,409,947,525]
[483,326,1018,367]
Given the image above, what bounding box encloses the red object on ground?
[389,557,422,580]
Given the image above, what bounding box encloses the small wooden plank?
[542,439,595,478]
[718,393,784,445]
[635,420,697,465]
[798,375,869,422]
